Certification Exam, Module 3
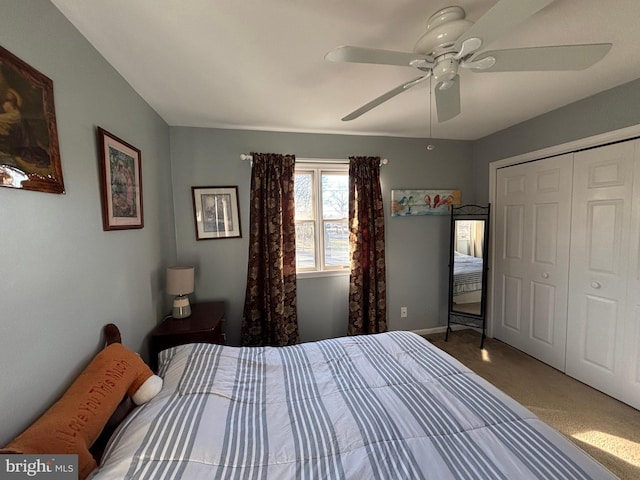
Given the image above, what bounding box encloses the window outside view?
[295,169,349,272]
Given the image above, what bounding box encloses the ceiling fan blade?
[342,76,430,121]
[435,75,461,122]
[469,44,612,72]
[455,0,555,52]
[326,45,431,67]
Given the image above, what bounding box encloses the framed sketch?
[97,127,143,230]
[192,186,242,240]
[391,189,461,216]
[0,44,64,193]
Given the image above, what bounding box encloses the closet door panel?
[587,201,623,275]
[583,295,617,372]
[622,141,640,407]
[495,192,526,335]
[501,274,522,331]
[630,306,640,399]
[505,205,524,259]
[495,167,531,349]
[530,282,555,345]
[494,154,573,371]
[533,203,559,265]
[566,141,636,405]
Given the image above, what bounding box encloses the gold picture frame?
[0,44,64,193]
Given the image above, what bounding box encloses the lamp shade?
[166,266,194,295]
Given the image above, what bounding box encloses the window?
[294,162,349,275]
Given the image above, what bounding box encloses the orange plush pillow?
[0,326,162,480]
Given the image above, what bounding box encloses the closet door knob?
[591,281,601,289]
[542,273,549,279]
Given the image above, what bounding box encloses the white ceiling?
[51,0,640,140]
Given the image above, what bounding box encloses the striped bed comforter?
[91,331,614,479]
[453,252,484,294]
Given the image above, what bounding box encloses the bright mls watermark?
[0,455,77,479]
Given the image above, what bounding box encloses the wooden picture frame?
[192,186,242,240]
[97,127,143,230]
[0,44,64,193]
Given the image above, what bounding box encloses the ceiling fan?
[325,0,612,123]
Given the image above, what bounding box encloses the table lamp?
[166,266,195,319]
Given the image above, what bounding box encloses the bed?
[453,251,484,305]
[90,331,614,479]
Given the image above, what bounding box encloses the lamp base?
[172,295,191,319]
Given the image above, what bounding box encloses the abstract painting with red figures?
[391,189,461,216]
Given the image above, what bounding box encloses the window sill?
[297,269,350,279]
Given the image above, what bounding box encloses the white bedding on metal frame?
[452,251,484,305]
[91,331,614,479]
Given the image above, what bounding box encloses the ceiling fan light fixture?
[462,55,496,70]
[455,37,483,60]
[409,58,434,71]
[432,56,459,85]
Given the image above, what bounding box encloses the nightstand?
[149,301,225,371]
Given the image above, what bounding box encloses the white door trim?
[487,123,640,339]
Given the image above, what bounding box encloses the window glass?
[295,164,349,274]
[321,173,348,219]
[295,221,316,269]
[323,220,349,267]
[294,171,314,220]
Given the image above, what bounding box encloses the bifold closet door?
[624,146,640,408]
[493,154,573,371]
[566,139,640,409]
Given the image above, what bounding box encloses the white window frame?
[295,161,350,278]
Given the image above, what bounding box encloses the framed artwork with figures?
[97,127,144,230]
[0,44,64,193]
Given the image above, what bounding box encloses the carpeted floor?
[424,329,640,480]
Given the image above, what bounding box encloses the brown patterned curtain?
[241,152,300,346]
[348,156,387,335]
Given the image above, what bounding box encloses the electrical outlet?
[400,307,407,318]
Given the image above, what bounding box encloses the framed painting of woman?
[0,44,64,194]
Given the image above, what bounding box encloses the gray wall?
[170,128,475,345]
[7,0,639,452]
[1,1,176,445]
[472,78,640,201]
